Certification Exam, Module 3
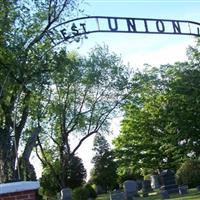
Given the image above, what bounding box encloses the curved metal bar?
[49,16,200,30]
[46,16,200,45]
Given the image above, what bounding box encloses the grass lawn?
[96,188,200,200]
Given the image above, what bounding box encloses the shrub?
[85,184,97,198]
[72,184,97,200]
[176,159,200,188]
[117,167,142,184]
[72,186,89,200]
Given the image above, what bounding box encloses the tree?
[113,67,178,173]
[113,40,200,175]
[176,159,200,188]
[90,133,118,191]
[0,0,131,189]
[0,0,80,182]
[35,45,130,191]
[40,155,86,197]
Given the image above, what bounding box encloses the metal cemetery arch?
[46,16,200,45]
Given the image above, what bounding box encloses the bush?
[72,187,89,200]
[85,184,97,198]
[176,159,200,188]
[72,184,97,200]
[117,167,142,184]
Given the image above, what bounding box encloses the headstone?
[123,180,138,200]
[57,192,61,199]
[179,185,188,195]
[142,180,153,197]
[95,185,104,194]
[159,169,178,194]
[136,179,143,191]
[197,185,200,191]
[160,190,170,199]
[110,191,125,200]
[151,175,160,189]
[60,188,72,200]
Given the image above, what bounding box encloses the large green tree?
[0,0,131,191]
[36,45,130,191]
[113,40,200,175]
[0,0,79,182]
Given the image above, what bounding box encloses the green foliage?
[113,39,200,177]
[176,159,200,188]
[116,166,142,184]
[0,0,131,187]
[37,45,130,191]
[19,157,37,181]
[40,161,62,197]
[85,184,97,198]
[72,186,89,200]
[0,0,80,182]
[40,155,86,197]
[72,184,97,200]
[90,134,118,191]
[0,0,131,186]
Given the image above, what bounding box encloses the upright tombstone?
[159,169,178,194]
[179,185,188,195]
[136,179,143,191]
[60,188,72,200]
[123,180,138,200]
[95,185,104,194]
[196,185,200,192]
[160,190,170,199]
[151,175,160,189]
[110,190,125,200]
[142,180,153,197]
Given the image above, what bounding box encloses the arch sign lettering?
[46,16,200,45]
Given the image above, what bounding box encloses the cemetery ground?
[96,188,200,200]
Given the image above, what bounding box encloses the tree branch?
[26,0,72,50]
[71,97,126,156]
[22,126,41,162]
[15,91,31,147]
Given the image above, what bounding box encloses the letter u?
[108,18,118,31]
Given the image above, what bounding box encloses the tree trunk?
[19,126,41,181]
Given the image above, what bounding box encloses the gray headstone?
[57,192,61,199]
[159,169,178,194]
[150,175,160,189]
[123,180,138,200]
[197,185,200,191]
[110,191,125,200]
[142,180,153,196]
[179,185,188,195]
[95,185,104,194]
[60,188,72,200]
[160,190,170,199]
[136,179,143,191]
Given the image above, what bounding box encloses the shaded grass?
[96,188,200,200]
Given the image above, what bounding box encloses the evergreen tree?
[40,155,86,197]
[90,134,118,191]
